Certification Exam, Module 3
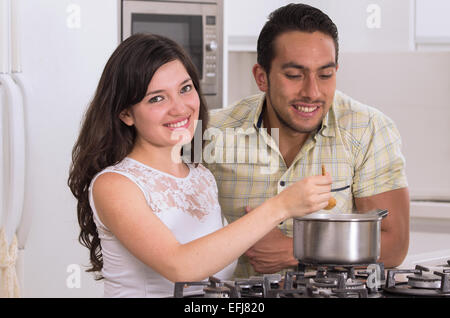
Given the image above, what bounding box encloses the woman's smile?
[164,115,191,130]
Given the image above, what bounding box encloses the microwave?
[122,0,223,109]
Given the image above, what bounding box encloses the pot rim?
[294,209,388,222]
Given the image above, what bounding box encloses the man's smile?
[291,102,321,118]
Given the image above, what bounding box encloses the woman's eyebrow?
[145,78,192,97]
[179,78,193,85]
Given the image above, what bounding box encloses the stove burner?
[174,276,237,298]
[264,262,384,298]
[407,273,442,289]
[312,277,338,288]
[203,285,232,298]
[235,277,265,298]
[344,278,366,289]
[384,265,450,297]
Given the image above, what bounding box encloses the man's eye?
[181,84,193,93]
[285,74,302,79]
[149,96,163,103]
[320,74,333,79]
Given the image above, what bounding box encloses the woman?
[68,34,332,297]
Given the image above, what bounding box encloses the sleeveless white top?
[88,157,236,298]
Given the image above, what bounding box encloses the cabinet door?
[226,0,291,38]
[225,0,291,51]
[416,0,450,46]
[226,0,414,52]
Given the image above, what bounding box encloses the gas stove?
[173,260,450,298]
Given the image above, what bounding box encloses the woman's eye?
[149,95,163,103]
[181,84,193,93]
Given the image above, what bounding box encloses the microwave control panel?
[204,15,218,84]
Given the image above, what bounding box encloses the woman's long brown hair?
[68,34,209,279]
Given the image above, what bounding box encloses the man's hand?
[244,207,298,273]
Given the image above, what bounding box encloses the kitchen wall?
[227,52,259,105]
[336,52,450,200]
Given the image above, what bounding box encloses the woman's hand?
[273,174,332,219]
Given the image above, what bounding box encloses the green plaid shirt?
[204,90,408,278]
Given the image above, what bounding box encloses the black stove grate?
[172,259,450,298]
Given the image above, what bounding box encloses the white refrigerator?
[1,0,119,297]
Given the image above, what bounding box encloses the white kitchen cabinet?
[226,0,291,38]
[225,0,414,52]
[225,0,291,51]
[415,0,450,50]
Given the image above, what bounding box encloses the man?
[205,3,409,278]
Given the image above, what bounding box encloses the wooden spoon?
[322,165,336,210]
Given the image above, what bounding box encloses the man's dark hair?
[257,3,339,74]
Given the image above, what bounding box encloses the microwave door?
[131,13,204,80]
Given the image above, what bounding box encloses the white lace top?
[88,157,236,298]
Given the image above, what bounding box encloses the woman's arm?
[92,172,331,282]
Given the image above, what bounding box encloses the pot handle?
[377,209,388,219]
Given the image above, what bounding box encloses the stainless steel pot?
[293,209,388,264]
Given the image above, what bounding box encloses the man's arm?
[243,206,297,274]
[354,187,410,268]
[244,227,298,274]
